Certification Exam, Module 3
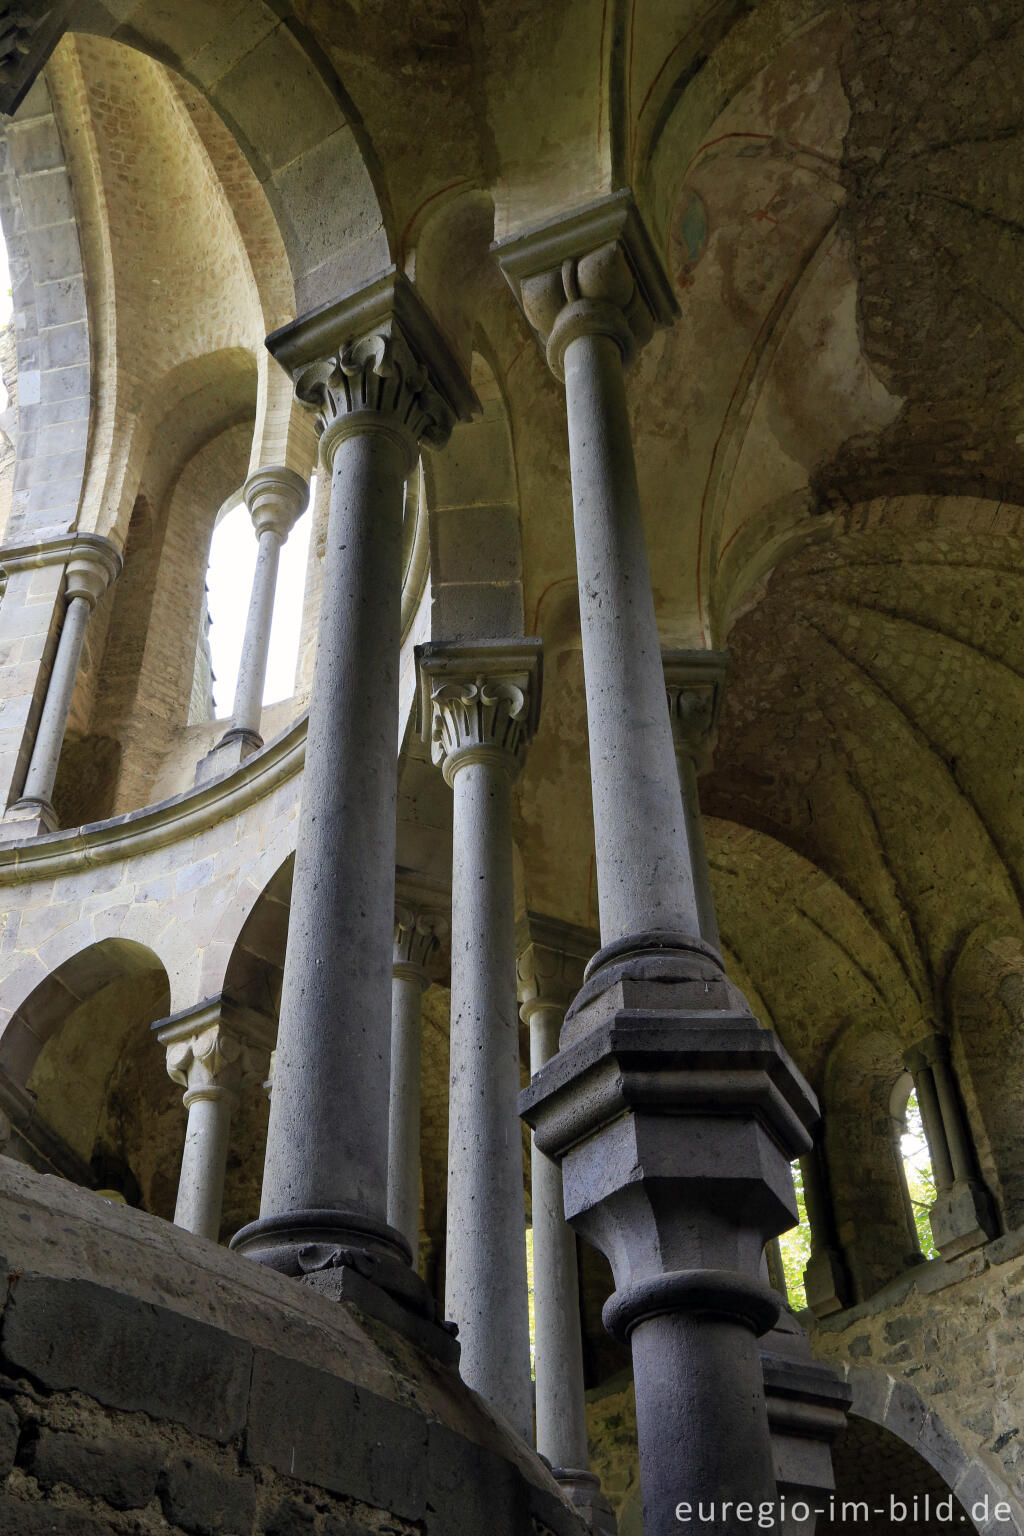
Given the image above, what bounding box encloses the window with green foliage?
[777,1162,812,1308]
[901,1087,938,1260]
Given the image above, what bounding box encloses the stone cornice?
[0,532,122,583]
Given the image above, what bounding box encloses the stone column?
[196,467,308,783]
[761,1309,852,1536]
[800,1142,850,1319]
[663,650,729,950]
[418,639,541,1440]
[156,1001,273,1242]
[3,538,120,838]
[499,193,819,1536]
[388,896,447,1256]
[906,1034,996,1258]
[231,271,475,1357]
[518,915,615,1534]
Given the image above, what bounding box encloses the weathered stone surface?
[161,1454,257,1536]
[29,1426,162,1509]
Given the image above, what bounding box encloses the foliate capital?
[243,465,309,542]
[417,638,543,788]
[155,1000,274,1107]
[494,190,678,378]
[266,268,478,473]
[517,912,596,1016]
[663,649,730,772]
[394,899,448,982]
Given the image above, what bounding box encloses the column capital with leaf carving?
[266,267,478,476]
[662,649,730,773]
[417,638,543,788]
[516,912,596,1022]
[155,999,275,1109]
[494,189,678,378]
[393,896,448,989]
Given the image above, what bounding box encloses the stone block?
[30,1426,162,1509]
[25,222,81,285]
[214,28,343,175]
[425,1422,526,1536]
[915,1409,970,1488]
[247,1348,428,1520]
[160,1454,256,1536]
[261,1495,318,1536]
[7,120,64,177]
[19,171,75,231]
[0,1396,19,1475]
[0,1496,112,1535]
[1,1274,251,1443]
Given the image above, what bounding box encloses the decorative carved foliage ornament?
[428,674,532,785]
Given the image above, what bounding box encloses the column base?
[930,1178,997,1260]
[230,1208,459,1365]
[194,728,263,786]
[553,1470,617,1536]
[1,797,58,840]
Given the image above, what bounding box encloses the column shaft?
[447,757,532,1440]
[529,1001,589,1472]
[230,527,282,739]
[174,1091,234,1240]
[931,1052,974,1184]
[676,750,719,949]
[561,328,697,945]
[388,966,426,1254]
[912,1065,954,1191]
[260,426,406,1229]
[20,595,90,805]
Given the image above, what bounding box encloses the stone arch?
[823,1022,922,1302]
[74,3,392,314]
[218,852,294,1025]
[837,1367,1024,1534]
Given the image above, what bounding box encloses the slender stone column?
[3,538,120,837]
[663,651,729,950]
[197,467,308,783]
[906,1034,996,1258]
[499,194,820,1536]
[518,915,616,1534]
[800,1142,850,1318]
[156,1000,273,1241]
[388,897,447,1256]
[231,271,476,1352]
[418,639,541,1440]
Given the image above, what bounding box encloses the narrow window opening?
[900,1083,938,1260]
[776,1161,812,1309]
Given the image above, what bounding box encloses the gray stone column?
[231,272,475,1354]
[518,916,616,1534]
[388,897,447,1256]
[3,537,120,838]
[419,640,541,1440]
[156,1001,272,1242]
[906,1034,996,1259]
[800,1142,850,1319]
[499,193,819,1536]
[663,650,729,950]
[197,467,308,783]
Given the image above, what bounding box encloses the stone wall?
[0,1157,583,1536]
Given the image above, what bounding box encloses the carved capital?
[155,999,274,1108]
[417,639,543,788]
[243,465,309,542]
[61,537,121,609]
[266,268,478,473]
[517,912,596,1017]
[662,649,729,772]
[394,899,448,984]
[494,190,678,378]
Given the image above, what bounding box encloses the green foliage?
[777,1162,811,1309]
[902,1090,938,1260]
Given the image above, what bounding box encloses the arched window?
[775,1162,813,1307]
[892,1072,937,1260]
